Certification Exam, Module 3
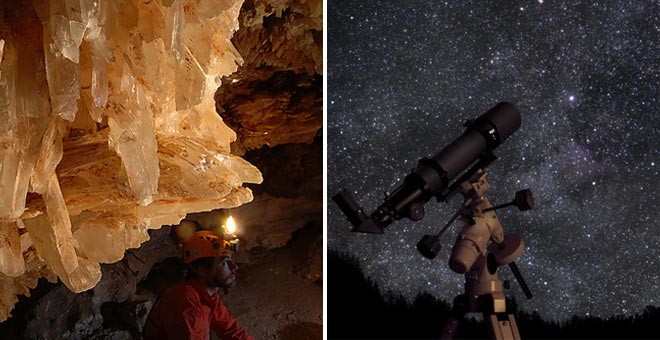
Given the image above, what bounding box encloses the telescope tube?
[336,102,521,233]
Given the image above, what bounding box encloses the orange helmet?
[180,230,238,264]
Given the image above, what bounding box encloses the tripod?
[422,170,532,340]
[441,254,521,339]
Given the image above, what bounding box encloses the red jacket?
[144,279,254,340]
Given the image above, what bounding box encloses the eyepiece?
[332,190,368,228]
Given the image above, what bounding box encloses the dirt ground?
[217,245,323,340]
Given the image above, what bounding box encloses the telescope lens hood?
[478,102,521,145]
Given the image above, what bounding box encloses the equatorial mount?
[417,188,535,261]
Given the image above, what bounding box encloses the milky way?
[327,1,660,321]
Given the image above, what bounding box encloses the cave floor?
[219,245,323,340]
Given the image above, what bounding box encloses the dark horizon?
[329,250,660,339]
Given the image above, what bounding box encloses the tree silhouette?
[329,251,660,339]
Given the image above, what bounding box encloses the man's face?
[206,255,238,290]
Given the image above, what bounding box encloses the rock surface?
[21,227,178,339]
[2,222,321,339]
[218,224,323,339]
[216,0,323,153]
[233,137,322,249]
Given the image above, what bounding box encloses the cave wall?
[216,0,323,154]
[237,137,323,250]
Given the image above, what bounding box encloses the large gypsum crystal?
[0,0,262,321]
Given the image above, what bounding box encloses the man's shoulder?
[162,279,203,302]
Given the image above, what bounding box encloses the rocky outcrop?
[216,0,323,153]
[233,137,322,249]
[23,227,177,339]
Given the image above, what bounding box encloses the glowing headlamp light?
[222,216,240,253]
[224,216,237,235]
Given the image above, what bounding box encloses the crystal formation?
[0,0,262,321]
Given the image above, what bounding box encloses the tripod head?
[333,102,521,233]
[417,188,534,261]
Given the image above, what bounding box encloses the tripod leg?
[478,294,521,340]
[486,313,520,340]
[441,295,468,340]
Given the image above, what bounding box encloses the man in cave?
[143,222,254,340]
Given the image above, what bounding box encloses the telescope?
[333,102,521,234]
[333,102,535,339]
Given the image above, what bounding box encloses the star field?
[327,1,660,321]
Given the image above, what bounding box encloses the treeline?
[328,251,660,339]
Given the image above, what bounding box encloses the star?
[328,0,660,322]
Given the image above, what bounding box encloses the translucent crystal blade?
[31,118,66,193]
[0,27,52,219]
[175,49,206,110]
[44,23,80,122]
[107,74,160,206]
[23,173,79,276]
[0,40,20,219]
[169,0,185,64]
[0,222,25,277]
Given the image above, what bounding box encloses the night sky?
[327,1,660,321]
